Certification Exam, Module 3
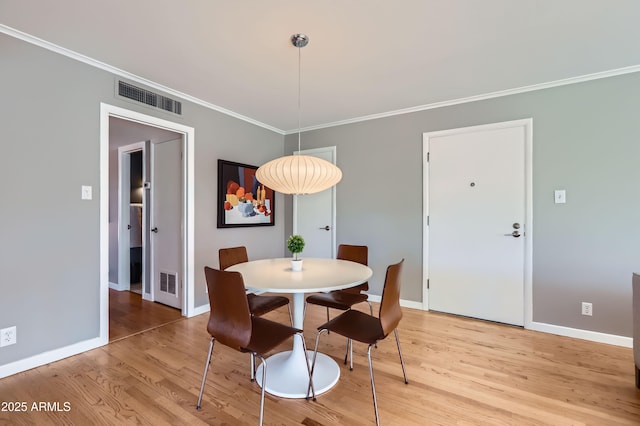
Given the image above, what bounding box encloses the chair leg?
[287,304,293,326]
[394,329,409,384]
[197,337,215,410]
[367,344,380,426]
[256,354,267,426]
[298,332,316,401]
[308,329,328,400]
[636,365,640,389]
[349,339,354,371]
[326,307,331,334]
[366,302,377,349]
[343,337,349,365]
[250,353,256,382]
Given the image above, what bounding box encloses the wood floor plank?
[1,303,639,425]
[108,289,182,342]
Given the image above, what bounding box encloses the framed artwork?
[217,159,275,228]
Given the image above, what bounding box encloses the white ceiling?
[2,1,640,133]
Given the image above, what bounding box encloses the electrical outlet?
[0,326,17,347]
[581,302,593,316]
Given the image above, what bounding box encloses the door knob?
[319,225,330,231]
[151,227,158,233]
[504,230,521,237]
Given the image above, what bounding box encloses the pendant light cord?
[297,42,302,154]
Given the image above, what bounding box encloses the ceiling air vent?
[118,81,182,115]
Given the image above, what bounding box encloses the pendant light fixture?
[256,34,342,195]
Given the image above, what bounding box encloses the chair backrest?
[337,244,369,293]
[219,246,249,270]
[378,259,404,336]
[204,266,252,350]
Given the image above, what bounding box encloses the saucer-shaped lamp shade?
[256,154,342,195]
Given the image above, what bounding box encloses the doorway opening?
[100,103,196,345]
[128,150,143,295]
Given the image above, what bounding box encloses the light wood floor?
[1,301,639,425]
[109,289,183,341]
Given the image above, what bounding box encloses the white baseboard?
[368,295,632,348]
[528,321,632,348]
[367,295,424,311]
[109,281,124,291]
[0,336,107,379]
[3,302,629,381]
[189,303,210,318]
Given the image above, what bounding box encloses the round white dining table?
[226,257,373,399]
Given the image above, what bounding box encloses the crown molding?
[287,64,640,134]
[0,24,285,135]
[4,24,639,136]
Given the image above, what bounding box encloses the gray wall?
[2,29,638,373]
[287,71,640,337]
[0,33,285,367]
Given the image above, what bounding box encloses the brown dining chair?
[305,244,372,365]
[219,246,292,381]
[308,259,408,426]
[219,246,291,323]
[197,267,315,425]
[305,244,372,321]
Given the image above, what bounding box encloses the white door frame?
[100,103,196,344]
[422,118,533,328]
[115,142,145,293]
[293,146,338,259]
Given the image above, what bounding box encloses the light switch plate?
[81,185,92,200]
[554,189,566,204]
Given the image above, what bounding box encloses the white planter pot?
[291,259,303,272]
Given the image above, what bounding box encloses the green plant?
[287,234,305,260]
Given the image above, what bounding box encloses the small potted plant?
[287,234,305,271]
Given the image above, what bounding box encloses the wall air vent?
[160,271,178,296]
[118,81,182,115]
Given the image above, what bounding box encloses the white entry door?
[293,147,338,259]
[425,121,529,326]
[151,138,183,309]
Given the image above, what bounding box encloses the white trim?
[117,142,145,294]
[369,295,631,348]
[367,297,633,349]
[101,103,198,350]
[191,303,211,317]
[291,66,640,133]
[422,119,534,329]
[529,321,632,348]
[109,281,125,291]
[0,24,282,135]
[149,144,156,303]
[3,23,640,136]
[100,106,110,345]
[366,294,424,311]
[0,337,104,379]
